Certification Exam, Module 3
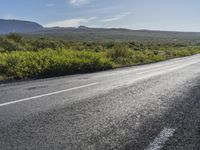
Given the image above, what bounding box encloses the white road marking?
[145,128,176,150]
[0,82,98,107]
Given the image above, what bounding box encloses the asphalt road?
[0,54,200,150]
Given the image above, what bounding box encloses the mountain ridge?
[0,19,43,34]
[1,19,200,42]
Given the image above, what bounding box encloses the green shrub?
[1,34,200,81]
[0,49,113,79]
[0,38,23,51]
[6,33,22,43]
[31,38,65,51]
[106,43,130,59]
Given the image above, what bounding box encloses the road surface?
[0,54,200,150]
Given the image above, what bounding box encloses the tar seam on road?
[104,59,185,77]
[0,82,99,107]
[145,128,176,150]
[137,60,199,75]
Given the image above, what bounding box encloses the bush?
[0,38,23,51]
[106,43,130,59]
[1,34,200,81]
[31,38,65,51]
[6,33,22,43]
[0,49,113,79]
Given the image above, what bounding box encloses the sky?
[0,0,200,32]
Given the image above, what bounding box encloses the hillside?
[29,26,200,43]
[0,19,43,34]
[1,19,200,43]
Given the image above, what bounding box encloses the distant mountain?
[0,19,43,34]
[1,19,200,43]
[31,25,200,42]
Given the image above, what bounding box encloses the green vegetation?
[0,49,112,80]
[1,33,200,81]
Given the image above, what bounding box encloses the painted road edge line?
[145,127,176,150]
[0,82,99,107]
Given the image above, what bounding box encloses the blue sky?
[1,0,200,31]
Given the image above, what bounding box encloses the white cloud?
[69,0,91,6]
[86,17,97,21]
[46,3,55,7]
[3,14,15,19]
[101,12,131,22]
[45,17,97,27]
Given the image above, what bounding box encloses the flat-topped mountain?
[0,19,43,34]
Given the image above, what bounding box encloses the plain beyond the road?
[0,54,200,150]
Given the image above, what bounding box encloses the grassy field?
[1,33,200,81]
